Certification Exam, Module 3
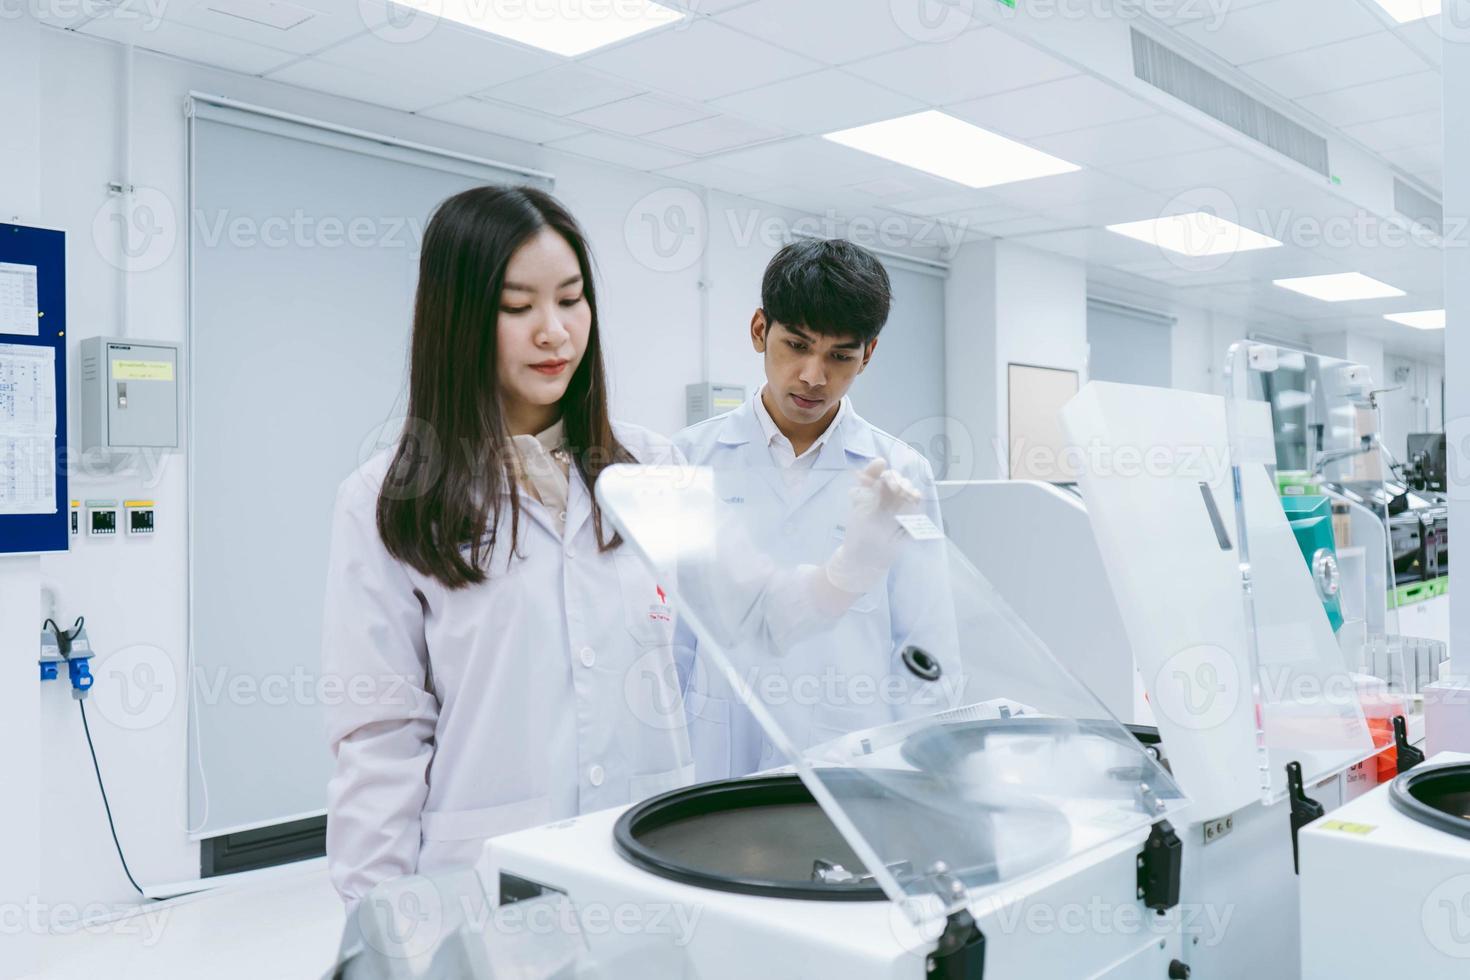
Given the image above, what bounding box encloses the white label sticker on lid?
[895,513,943,540]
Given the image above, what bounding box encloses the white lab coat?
[672,395,949,780]
[321,422,693,906]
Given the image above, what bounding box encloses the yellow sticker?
[1320,820,1376,835]
[113,360,174,382]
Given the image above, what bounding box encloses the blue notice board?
[0,223,67,554]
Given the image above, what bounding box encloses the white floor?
[31,866,345,980]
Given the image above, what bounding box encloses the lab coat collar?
[717,391,879,467]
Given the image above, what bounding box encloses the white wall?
[1447,33,1469,674]
[1,18,43,979]
[26,24,937,914]
[1378,354,1444,463]
[945,240,1087,481]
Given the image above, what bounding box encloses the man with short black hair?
[673,238,948,780]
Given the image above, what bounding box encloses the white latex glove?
[824,459,922,596]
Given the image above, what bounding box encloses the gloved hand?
[824,459,923,596]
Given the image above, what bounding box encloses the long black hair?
[376,186,629,589]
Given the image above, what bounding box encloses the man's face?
[752,311,876,427]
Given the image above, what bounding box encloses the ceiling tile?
[642,114,785,155]
[710,69,924,135]
[267,57,456,110]
[982,169,1152,210]
[1102,145,1281,192]
[1175,0,1387,66]
[1293,71,1440,128]
[713,0,924,64]
[654,159,784,196]
[1240,33,1428,99]
[165,0,367,55]
[1030,114,1219,168]
[844,27,1076,104]
[882,189,1011,215]
[545,131,693,171]
[1394,18,1443,67]
[946,74,1155,141]
[568,95,713,136]
[578,20,818,101]
[659,0,757,12]
[1380,142,1441,174]
[481,65,643,116]
[310,20,559,95]
[79,15,298,74]
[709,136,899,184]
[840,171,968,200]
[1040,193,1172,228]
[1144,0,1275,28]
[420,98,585,143]
[964,214,1071,238]
[1339,109,1442,152]
[749,184,879,216]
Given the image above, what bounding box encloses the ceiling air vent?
[1131,29,1329,178]
[1393,178,1443,237]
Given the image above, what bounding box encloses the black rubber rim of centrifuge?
[1389,761,1470,840]
[613,773,889,901]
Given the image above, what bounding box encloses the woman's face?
[495,227,592,428]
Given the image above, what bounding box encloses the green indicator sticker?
[997,0,1016,6]
[1320,820,1376,835]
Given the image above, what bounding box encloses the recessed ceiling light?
[386,0,685,56]
[1385,309,1446,329]
[822,110,1080,189]
[1273,272,1405,302]
[1371,0,1440,24]
[1106,212,1282,257]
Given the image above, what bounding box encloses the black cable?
[45,616,157,901]
[77,690,154,901]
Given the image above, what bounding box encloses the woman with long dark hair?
[320,186,691,908]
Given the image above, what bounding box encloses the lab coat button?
[579,646,596,667]
[589,764,605,787]
[565,547,576,560]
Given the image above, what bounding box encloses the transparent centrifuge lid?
[1059,365,1376,820]
[596,464,1188,919]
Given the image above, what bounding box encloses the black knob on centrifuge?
[901,645,941,682]
[1168,961,1191,980]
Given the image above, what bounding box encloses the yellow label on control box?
[1320,820,1376,835]
[113,360,174,381]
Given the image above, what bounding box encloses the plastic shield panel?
[596,464,1187,917]
[1065,378,1375,809]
